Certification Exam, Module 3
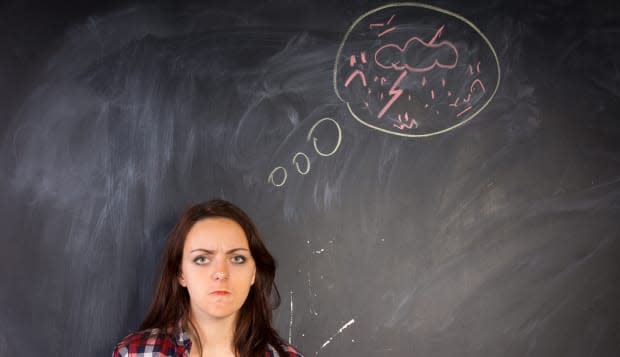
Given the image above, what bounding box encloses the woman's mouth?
[210,290,231,296]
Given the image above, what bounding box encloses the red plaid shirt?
[112,322,304,357]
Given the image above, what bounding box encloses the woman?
[113,199,304,357]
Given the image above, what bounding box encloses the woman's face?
[178,217,256,323]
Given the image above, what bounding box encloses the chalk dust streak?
[318,318,356,351]
[289,290,294,344]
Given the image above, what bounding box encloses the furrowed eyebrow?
[225,248,250,254]
[189,248,249,254]
[190,248,214,254]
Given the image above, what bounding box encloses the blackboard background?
[1,0,619,356]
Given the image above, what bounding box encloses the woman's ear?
[178,271,187,287]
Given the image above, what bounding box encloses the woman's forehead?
[185,217,249,250]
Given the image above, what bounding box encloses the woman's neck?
[189,312,237,357]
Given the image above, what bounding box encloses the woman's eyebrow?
[226,248,250,254]
[189,248,214,254]
[189,248,249,254]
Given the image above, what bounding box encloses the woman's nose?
[212,258,229,281]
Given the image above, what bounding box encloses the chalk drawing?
[289,290,294,344]
[334,3,501,137]
[317,319,356,354]
[268,118,342,187]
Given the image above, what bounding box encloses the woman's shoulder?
[112,327,189,357]
[282,344,305,357]
[268,343,305,357]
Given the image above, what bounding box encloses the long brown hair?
[140,199,287,357]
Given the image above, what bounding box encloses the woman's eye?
[231,255,246,264]
[193,256,209,265]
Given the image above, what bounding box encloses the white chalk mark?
[307,117,342,157]
[288,290,294,344]
[320,319,356,350]
[268,166,287,187]
[307,272,319,316]
[292,152,311,175]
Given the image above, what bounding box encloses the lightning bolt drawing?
[378,70,407,119]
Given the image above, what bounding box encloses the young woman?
[113,199,304,357]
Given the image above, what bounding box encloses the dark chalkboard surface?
[1,0,619,356]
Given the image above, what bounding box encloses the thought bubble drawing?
[334,3,500,137]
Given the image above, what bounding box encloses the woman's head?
[178,216,257,322]
[141,199,283,355]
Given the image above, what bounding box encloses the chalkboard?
[1,0,619,356]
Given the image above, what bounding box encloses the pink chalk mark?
[463,93,472,103]
[408,95,411,101]
[387,14,396,25]
[422,77,427,86]
[431,89,435,100]
[378,27,396,37]
[380,92,384,100]
[456,106,472,117]
[361,51,367,64]
[441,78,446,87]
[393,118,418,130]
[448,91,452,97]
[364,101,369,107]
[378,70,407,119]
[368,88,372,94]
[370,23,384,29]
[470,79,486,93]
[375,32,459,72]
[349,55,356,67]
[425,104,429,108]
[428,25,445,45]
[468,65,474,75]
[381,77,387,86]
[374,76,379,82]
[375,25,459,73]
[476,61,481,73]
[449,97,460,107]
[404,112,409,120]
[344,70,367,87]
